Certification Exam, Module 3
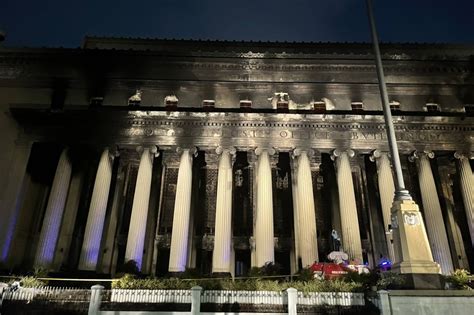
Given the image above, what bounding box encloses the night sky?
[1,0,473,47]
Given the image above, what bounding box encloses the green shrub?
[33,267,49,278]
[445,269,471,290]
[376,272,405,290]
[344,270,379,291]
[248,262,282,277]
[326,279,363,292]
[111,274,364,292]
[9,276,47,288]
[296,267,314,282]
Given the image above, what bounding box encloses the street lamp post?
[365,0,443,288]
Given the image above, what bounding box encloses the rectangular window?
[464,104,474,114]
[313,101,326,112]
[240,100,252,109]
[426,103,440,112]
[351,102,363,112]
[389,101,401,112]
[202,100,215,109]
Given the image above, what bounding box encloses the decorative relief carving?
[403,212,421,226]
[122,125,471,146]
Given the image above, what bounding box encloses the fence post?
[0,283,9,312]
[88,284,104,315]
[190,286,202,315]
[286,287,297,315]
[376,290,391,315]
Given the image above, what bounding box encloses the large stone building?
[0,37,472,277]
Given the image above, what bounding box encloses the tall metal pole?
[366,0,412,201]
[365,1,442,283]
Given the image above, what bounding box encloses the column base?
[392,261,441,275]
[395,273,445,289]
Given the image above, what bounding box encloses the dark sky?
[1,0,473,47]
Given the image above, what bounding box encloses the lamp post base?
[391,200,443,289]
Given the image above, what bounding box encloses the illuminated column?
[454,152,474,247]
[292,149,318,268]
[125,146,157,270]
[411,151,453,274]
[78,147,117,271]
[0,141,32,263]
[332,149,363,262]
[168,147,196,272]
[34,148,72,268]
[212,147,236,274]
[370,150,396,262]
[254,147,275,266]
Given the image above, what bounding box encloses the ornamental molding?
[11,109,474,154]
[0,53,470,76]
[126,116,473,133]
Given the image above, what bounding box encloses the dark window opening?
[426,104,440,112]
[202,100,215,109]
[313,102,326,113]
[240,100,252,110]
[464,105,474,114]
[89,97,103,107]
[351,102,364,112]
[389,103,401,112]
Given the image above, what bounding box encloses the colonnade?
[24,145,474,275]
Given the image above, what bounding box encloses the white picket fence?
[201,290,286,305]
[111,289,191,303]
[297,291,365,306]
[0,285,365,315]
[1,286,90,302]
[110,289,363,306]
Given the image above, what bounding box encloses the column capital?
[408,150,434,162]
[330,149,355,161]
[255,147,277,156]
[215,146,237,156]
[454,151,474,160]
[291,148,316,159]
[106,145,121,158]
[369,149,390,162]
[136,145,160,157]
[176,146,198,157]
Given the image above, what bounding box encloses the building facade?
[0,37,473,277]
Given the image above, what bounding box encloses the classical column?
[332,149,363,262]
[168,147,196,272]
[212,147,236,274]
[254,147,275,266]
[411,151,453,274]
[78,147,117,271]
[0,141,32,263]
[370,151,396,262]
[34,148,73,268]
[454,152,474,247]
[125,146,157,270]
[292,149,318,268]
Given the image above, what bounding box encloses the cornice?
[0,52,472,74]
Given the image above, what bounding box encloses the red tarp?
[310,262,350,280]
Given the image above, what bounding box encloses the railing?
[111,289,191,303]
[1,285,365,315]
[298,291,365,306]
[1,286,90,302]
